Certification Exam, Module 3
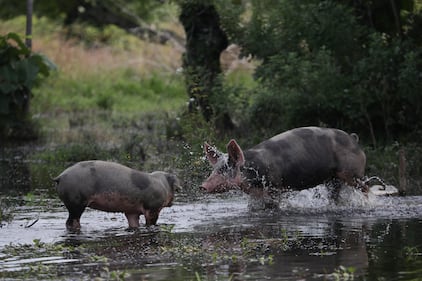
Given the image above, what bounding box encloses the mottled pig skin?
[202,127,366,197]
[54,161,181,230]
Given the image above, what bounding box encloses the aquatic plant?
[332,265,356,281]
[404,246,420,263]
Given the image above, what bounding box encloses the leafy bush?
[217,0,422,143]
[0,32,55,139]
[347,33,422,144]
[255,48,354,131]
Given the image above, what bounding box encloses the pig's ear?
[227,139,245,167]
[204,142,222,166]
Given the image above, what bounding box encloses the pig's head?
[150,171,182,207]
[165,173,182,193]
[201,139,245,193]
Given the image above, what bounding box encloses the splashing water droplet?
[277,184,387,213]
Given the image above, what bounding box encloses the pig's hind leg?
[65,204,86,230]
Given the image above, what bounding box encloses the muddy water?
[1,182,422,281]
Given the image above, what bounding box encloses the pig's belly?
[87,192,143,213]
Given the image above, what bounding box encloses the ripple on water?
[0,256,80,272]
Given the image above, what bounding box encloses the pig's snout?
[201,169,243,193]
[200,180,216,193]
[200,181,228,193]
[200,182,212,192]
[200,185,218,193]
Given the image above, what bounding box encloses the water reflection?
[1,192,422,280]
[366,219,422,281]
[0,147,32,195]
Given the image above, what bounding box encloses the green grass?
[32,69,187,114]
[1,15,186,117]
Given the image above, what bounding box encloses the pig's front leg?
[124,213,141,228]
[144,209,160,226]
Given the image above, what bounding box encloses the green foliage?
[216,0,422,143]
[351,33,422,141]
[253,48,354,132]
[0,32,55,138]
[232,0,363,63]
[0,32,54,100]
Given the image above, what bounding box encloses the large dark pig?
[54,160,181,230]
[202,127,366,197]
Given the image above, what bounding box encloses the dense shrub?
[352,34,422,143]
[0,32,55,139]
[216,0,422,143]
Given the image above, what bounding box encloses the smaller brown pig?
[54,160,181,230]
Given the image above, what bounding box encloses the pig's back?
[244,127,354,189]
[56,161,140,195]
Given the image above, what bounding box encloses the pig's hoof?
[65,224,82,234]
[145,224,160,232]
[125,226,139,232]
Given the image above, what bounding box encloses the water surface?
[1,183,422,280]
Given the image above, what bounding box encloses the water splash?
[277,184,401,215]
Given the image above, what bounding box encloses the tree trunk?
[389,0,403,36]
[25,0,33,49]
[24,0,33,116]
[179,3,229,125]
